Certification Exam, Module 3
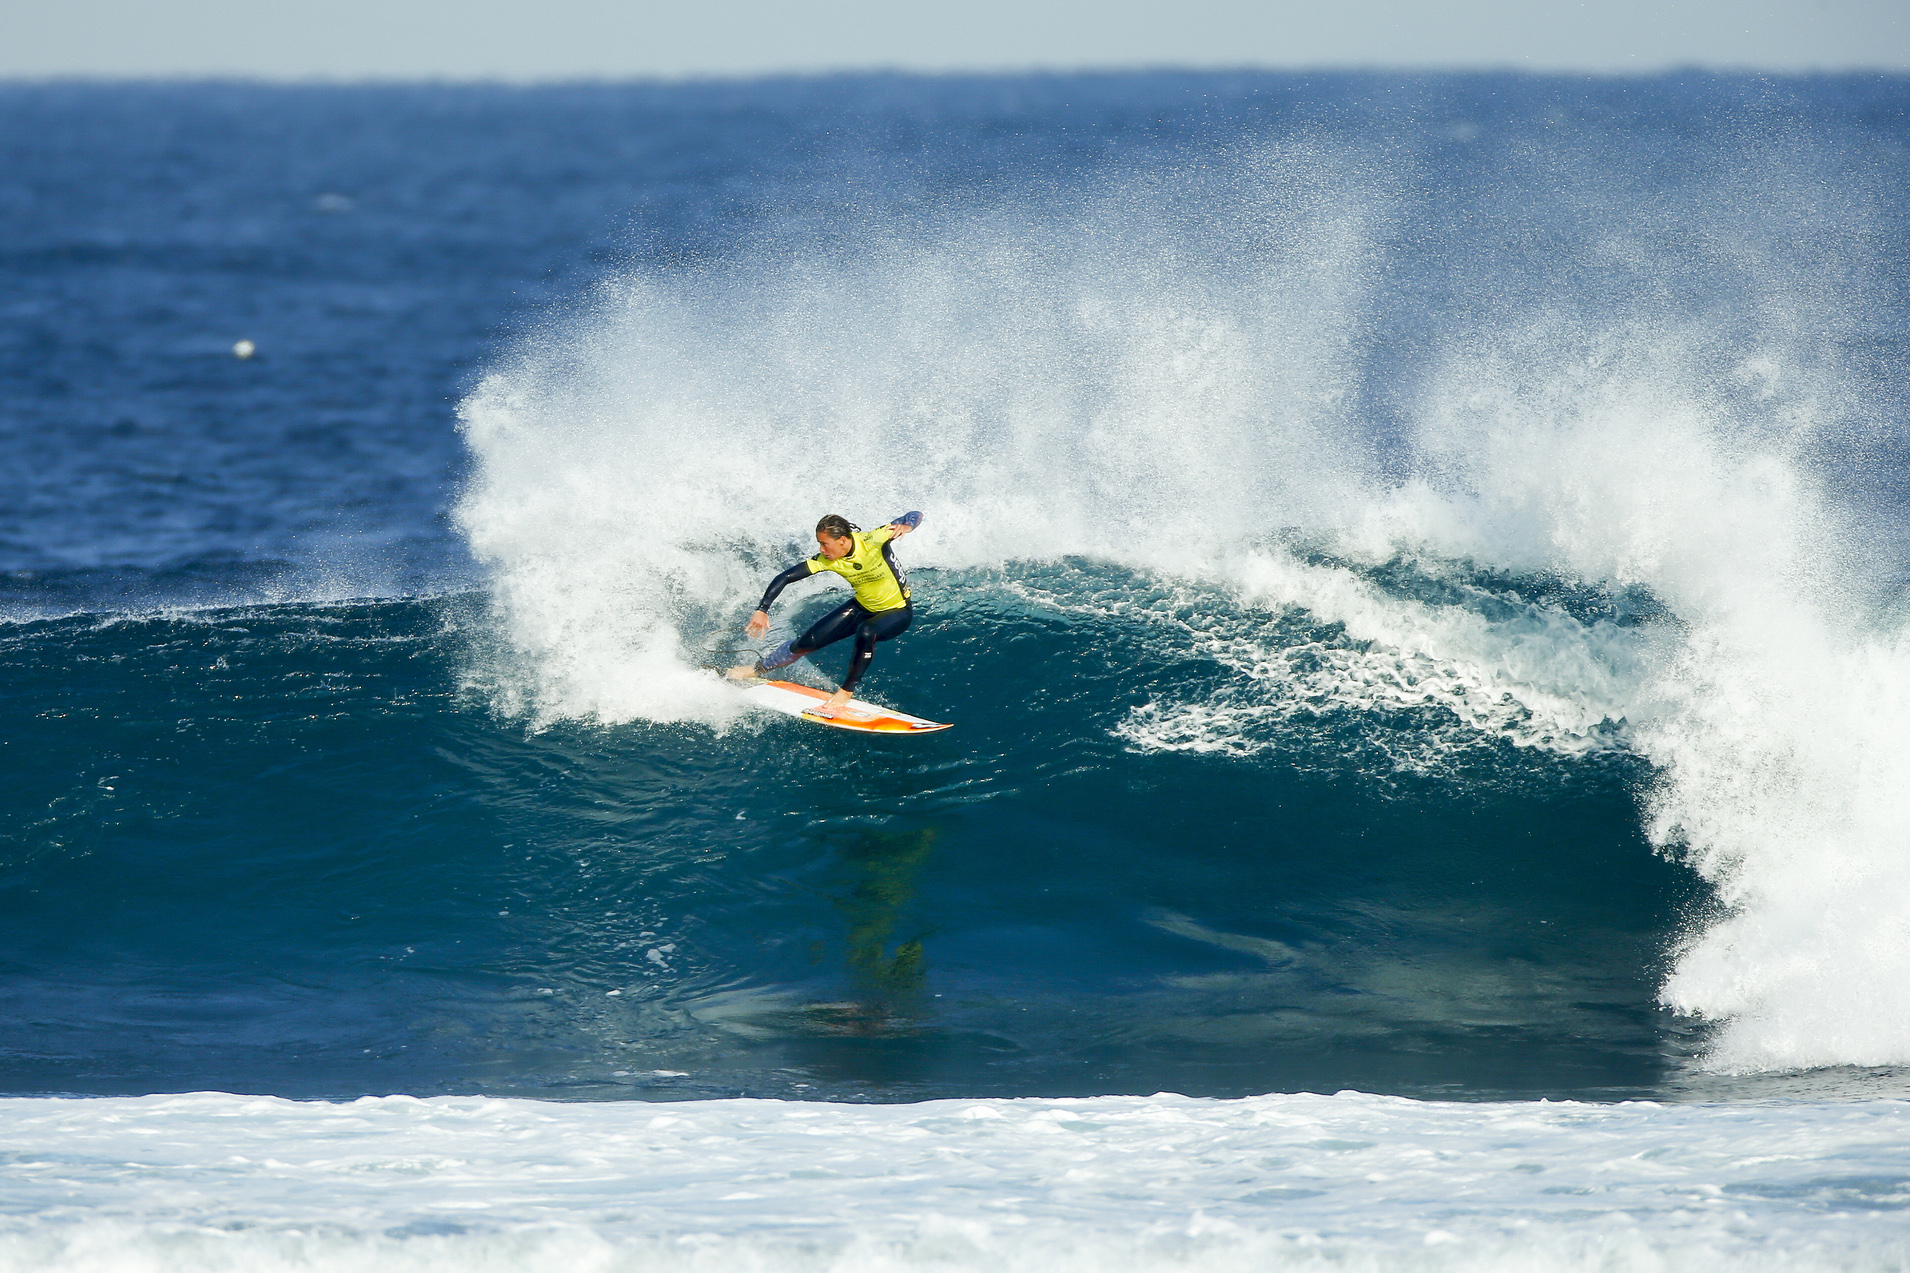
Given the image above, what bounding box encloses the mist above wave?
[454,144,1380,729]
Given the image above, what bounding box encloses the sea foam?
[2,1090,1906,1273]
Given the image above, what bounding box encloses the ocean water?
[2,72,1909,1269]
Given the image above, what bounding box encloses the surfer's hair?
[815,514,858,540]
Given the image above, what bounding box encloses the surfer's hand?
[745,609,770,638]
[888,521,913,538]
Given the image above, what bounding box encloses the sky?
[1,0,1906,79]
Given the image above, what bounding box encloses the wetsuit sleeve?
[757,560,819,612]
[873,513,921,544]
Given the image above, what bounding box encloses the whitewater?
[4,1091,1908,1271]
[3,73,1909,1271]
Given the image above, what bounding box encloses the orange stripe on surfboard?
[747,680,952,733]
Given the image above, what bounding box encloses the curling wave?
[455,142,1910,1075]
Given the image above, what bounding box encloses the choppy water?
[3,72,1908,1269]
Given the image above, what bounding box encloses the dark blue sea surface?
[3,73,1908,1105]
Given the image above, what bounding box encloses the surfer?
[727,512,922,718]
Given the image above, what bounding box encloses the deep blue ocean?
[3,70,1909,1132]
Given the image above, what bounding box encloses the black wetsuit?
[755,515,918,692]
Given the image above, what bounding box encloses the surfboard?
[735,678,952,734]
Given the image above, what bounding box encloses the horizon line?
[4,62,1909,87]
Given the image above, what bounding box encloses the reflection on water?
[805,828,937,1034]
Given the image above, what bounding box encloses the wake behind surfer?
[727,512,922,718]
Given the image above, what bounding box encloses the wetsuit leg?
[759,600,866,672]
[841,604,913,692]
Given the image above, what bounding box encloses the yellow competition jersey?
[808,526,910,612]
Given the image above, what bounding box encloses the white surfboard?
[736,678,952,734]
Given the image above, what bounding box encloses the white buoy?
[233,340,256,359]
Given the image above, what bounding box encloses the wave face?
[0,594,1688,1102]
[4,75,1910,1113]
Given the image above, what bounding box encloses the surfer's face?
[817,532,853,560]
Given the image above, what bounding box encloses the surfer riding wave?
[727,512,922,717]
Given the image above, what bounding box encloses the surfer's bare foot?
[812,688,853,717]
[725,662,759,681]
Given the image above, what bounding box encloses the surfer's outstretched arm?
[744,561,813,638]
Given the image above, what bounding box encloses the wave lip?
[1114,548,1663,764]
